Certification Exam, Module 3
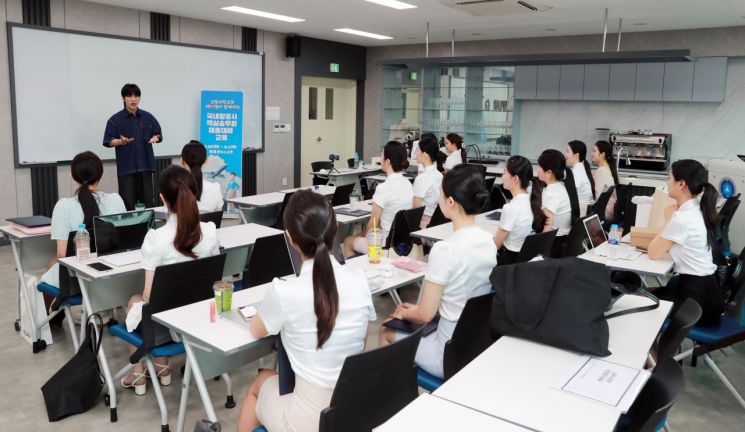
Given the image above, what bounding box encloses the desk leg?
[177,352,193,432]
[415,281,424,304]
[9,239,24,329]
[10,239,42,348]
[184,342,219,425]
[238,205,248,224]
[78,277,118,422]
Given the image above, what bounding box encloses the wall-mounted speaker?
[286,36,301,58]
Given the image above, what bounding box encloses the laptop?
[486,211,502,221]
[582,214,642,261]
[94,210,154,267]
[243,233,298,288]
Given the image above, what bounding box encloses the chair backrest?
[563,217,590,257]
[624,358,686,432]
[199,211,223,229]
[484,176,496,192]
[614,184,656,234]
[486,185,508,212]
[384,207,426,256]
[730,247,745,325]
[717,194,741,254]
[59,229,96,297]
[443,293,499,380]
[473,164,487,179]
[515,229,557,263]
[134,254,226,361]
[591,186,614,222]
[330,183,356,207]
[360,177,371,199]
[657,297,702,361]
[427,205,450,228]
[243,233,296,288]
[312,161,334,186]
[319,328,423,432]
[275,192,294,230]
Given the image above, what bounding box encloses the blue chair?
[416,293,498,392]
[678,256,745,411]
[110,254,230,431]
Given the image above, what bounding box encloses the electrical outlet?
[282,177,287,186]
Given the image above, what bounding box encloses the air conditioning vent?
[439,0,551,16]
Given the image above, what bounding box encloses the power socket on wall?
[282,177,287,186]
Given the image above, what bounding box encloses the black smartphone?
[88,262,112,272]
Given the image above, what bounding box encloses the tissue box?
[630,227,660,250]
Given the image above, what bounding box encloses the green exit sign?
[330,63,340,73]
[409,71,418,80]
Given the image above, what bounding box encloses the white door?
[301,77,357,187]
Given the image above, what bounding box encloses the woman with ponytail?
[181,140,224,211]
[443,133,466,171]
[378,165,496,380]
[40,151,126,288]
[239,190,375,432]
[494,156,546,265]
[412,136,444,229]
[591,140,620,220]
[648,159,724,324]
[120,165,219,395]
[537,149,580,257]
[566,140,596,211]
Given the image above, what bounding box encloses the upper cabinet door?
[692,57,727,102]
[536,65,560,100]
[608,63,636,101]
[514,65,538,100]
[583,64,610,101]
[559,65,584,100]
[663,62,694,101]
[634,63,665,101]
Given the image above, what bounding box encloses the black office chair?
[427,205,450,228]
[484,176,496,192]
[110,254,229,430]
[200,210,223,229]
[330,183,356,207]
[486,185,508,212]
[515,229,558,263]
[418,293,500,392]
[614,184,656,234]
[472,164,487,180]
[311,161,333,186]
[563,218,590,257]
[318,328,423,432]
[656,298,702,362]
[716,193,741,257]
[347,158,355,168]
[617,358,685,432]
[360,177,375,201]
[273,192,294,230]
[384,207,426,257]
[591,186,615,224]
[242,233,296,289]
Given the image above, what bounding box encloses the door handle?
[316,137,322,142]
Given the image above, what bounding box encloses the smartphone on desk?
[239,305,257,321]
[88,262,112,272]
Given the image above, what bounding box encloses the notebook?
[6,215,52,227]
[335,207,371,217]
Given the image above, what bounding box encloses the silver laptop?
[583,214,642,260]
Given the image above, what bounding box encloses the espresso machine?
[609,131,672,172]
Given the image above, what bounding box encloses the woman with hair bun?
[180,140,224,212]
[443,133,466,172]
[378,164,497,380]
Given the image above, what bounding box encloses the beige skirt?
[256,375,334,432]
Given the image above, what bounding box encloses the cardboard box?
[630,226,660,250]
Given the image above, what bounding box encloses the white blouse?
[443,151,463,170]
[198,180,224,212]
[141,216,220,271]
[572,163,594,206]
[661,198,717,276]
[542,182,573,236]
[498,193,534,252]
[372,172,414,234]
[412,164,443,216]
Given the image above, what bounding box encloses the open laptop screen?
[583,214,607,250]
[94,210,154,257]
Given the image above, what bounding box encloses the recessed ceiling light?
[634,22,647,26]
[334,28,393,40]
[545,28,557,31]
[221,6,305,23]
[365,0,417,9]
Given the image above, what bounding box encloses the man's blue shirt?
[103,108,162,175]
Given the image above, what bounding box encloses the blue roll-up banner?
[199,90,243,216]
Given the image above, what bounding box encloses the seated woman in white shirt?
[591,140,620,221]
[120,165,220,395]
[40,151,126,290]
[181,140,224,212]
[536,149,580,257]
[565,140,596,212]
[493,155,546,265]
[343,141,414,257]
[238,190,376,432]
[648,159,724,325]
[443,133,466,172]
[378,164,496,379]
[412,136,444,229]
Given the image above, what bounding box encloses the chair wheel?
[214,376,221,381]
[104,394,110,406]
[14,320,20,332]
[225,395,236,409]
[110,407,118,422]
[32,339,47,353]
[180,365,185,377]
[161,424,170,432]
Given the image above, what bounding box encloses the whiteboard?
[9,25,264,166]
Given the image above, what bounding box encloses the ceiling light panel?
[221,6,305,23]
[334,28,393,40]
[365,0,417,9]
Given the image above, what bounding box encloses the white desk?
[154,254,425,431]
[0,225,56,340]
[375,394,529,432]
[410,210,502,243]
[310,166,382,188]
[279,185,336,195]
[334,200,374,226]
[57,223,281,423]
[433,295,672,432]
[345,255,425,301]
[578,248,674,278]
[227,186,335,225]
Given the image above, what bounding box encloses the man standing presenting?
[103,83,163,209]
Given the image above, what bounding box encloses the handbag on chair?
[40,314,104,421]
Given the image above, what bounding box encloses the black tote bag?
[489,258,612,357]
[41,314,104,421]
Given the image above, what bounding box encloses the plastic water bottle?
[607,224,621,262]
[354,152,360,169]
[74,223,91,262]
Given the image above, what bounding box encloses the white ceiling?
[87,0,745,47]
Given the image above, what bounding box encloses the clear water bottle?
[74,223,91,262]
[607,224,621,261]
[354,152,360,169]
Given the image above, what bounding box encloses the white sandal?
[152,362,172,386]
[120,371,147,396]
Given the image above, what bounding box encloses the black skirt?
[498,248,520,266]
[655,273,724,325]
